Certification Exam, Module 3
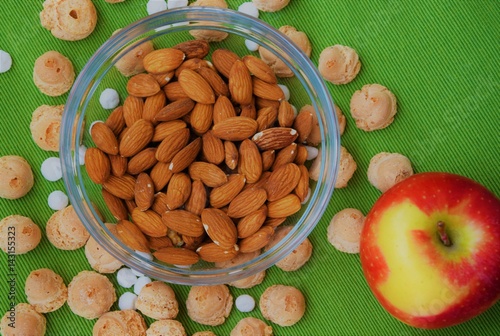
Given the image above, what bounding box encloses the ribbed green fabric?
[1,0,499,335]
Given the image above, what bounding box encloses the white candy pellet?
[117,268,138,288]
[305,146,319,161]
[135,250,154,261]
[118,292,138,310]
[235,294,255,312]
[131,268,145,277]
[48,190,69,210]
[89,120,103,135]
[278,84,290,101]
[244,39,259,52]
[0,50,13,73]
[41,157,62,182]
[167,0,188,9]
[238,2,259,18]
[291,104,298,117]
[134,276,152,295]
[99,88,120,110]
[147,0,167,15]
[78,145,87,165]
[301,187,311,204]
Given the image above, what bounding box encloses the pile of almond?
[85,40,321,266]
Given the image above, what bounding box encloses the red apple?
[360,172,500,329]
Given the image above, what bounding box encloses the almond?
[189,162,228,188]
[126,73,161,97]
[184,180,207,216]
[165,173,191,210]
[143,48,186,74]
[201,208,238,249]
[210,174,246,209]
[252,127,298,150]
[190,103,214,135]
[155,128,190,163]
[253,77,285,101]
[105,106,126,135]
[224,141,239,170]
[266,163,301,202]
[169,137,202,173]
[256,97,280,110]
[116,220,149,252]
[174,58,210,78]
[85,147,111,184]
[202,130,225,165]
[163,81,188,101]
[261,150,275,171]
[237,205,267,239]
[272,142,297,170]
[229,60,253,105]
[119,119,154,157]
[256,106,278,131]
[264,217,287,228]
[151,71,175,87]
[240,100,257,119]
[182,233,206,251]
[152,120,187,142]
[127,147,157,175]
[148,235,173,251]
[109,154,128,177]
[91,122,119,155]
[306,108,321,146]
[153,247,199,265]
[211,49,240,78]
[227,188,267,218]
[135,172,155,211]
[238,139,262,184]
[131,208,167,237]
[238,226,274,253]
[278,100,296,127]
[103,174,136,200]
[267,194,302,218]
[243,171,271,191]
[242,55,277,84]
[294,144,308,165]
[294,165,310,202]
[154,98,195,123]
[143,91,166,123]
[123,96,144,127]
[151,192,169,215]
[173,40,210,59]
[212,117,258,141]
[293,108,314,143]
[196,66,229,97]
[150,162,173,192]
[125,199,137,214]
[213,95,236,124]
[162,210,203,237]
[178,69,215,104]
[101,189,128,220]
[197,243,239,263]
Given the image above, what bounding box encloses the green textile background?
[1,0,499,335]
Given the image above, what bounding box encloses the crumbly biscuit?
[350,83,397,131]
[146,320,187,336]
[252,0,290,12]
[0,156,34,199]
[189,0,229,42]
[192,332,217,336]
[335,104,346,135]
[92,310,147,336]
[215,251,266,289]
[186,285,233,326]
[335,146,357,188]
[327,208,365,254]
[25,268,67,313]
[230,317,273,336]
[318,45,361,85]
[40,0,97,41]
[30,104,64,152]
[0,303,46,336]
[0,215,41,254]
[136,281,179,320]
[264,226,312,272]
[367,152,413,192]
[67,270,116,319]
[259,285,305,327]
[33,50,75,96]
[85,223,123,273]
[46,205,90,250]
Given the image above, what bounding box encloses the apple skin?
[360,172,500,329]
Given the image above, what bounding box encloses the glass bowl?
[60,7,339,285]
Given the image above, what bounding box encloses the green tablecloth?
[1,0,499,335]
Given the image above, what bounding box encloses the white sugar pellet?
[244,39,259,52]
[167,0,188,9]
[117,268,138,288]
[305,146,319,161]
[89,120,103,135]
[0,50,13,73]
[41,157,62,182]
[238,2,259,18]
[135,250,154,261]
[301,188,311,204]
[147,0,167,15]
[118,292,138,310]
[131,268,145,277]
[134,276,152,295]
[78,145,87,165]
[99,88,120,110]
[48,190,69,210]
[291,104,298,117]
[235,294,255,312]
[278,84,290,101]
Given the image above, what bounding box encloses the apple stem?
[437,221,452,247]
